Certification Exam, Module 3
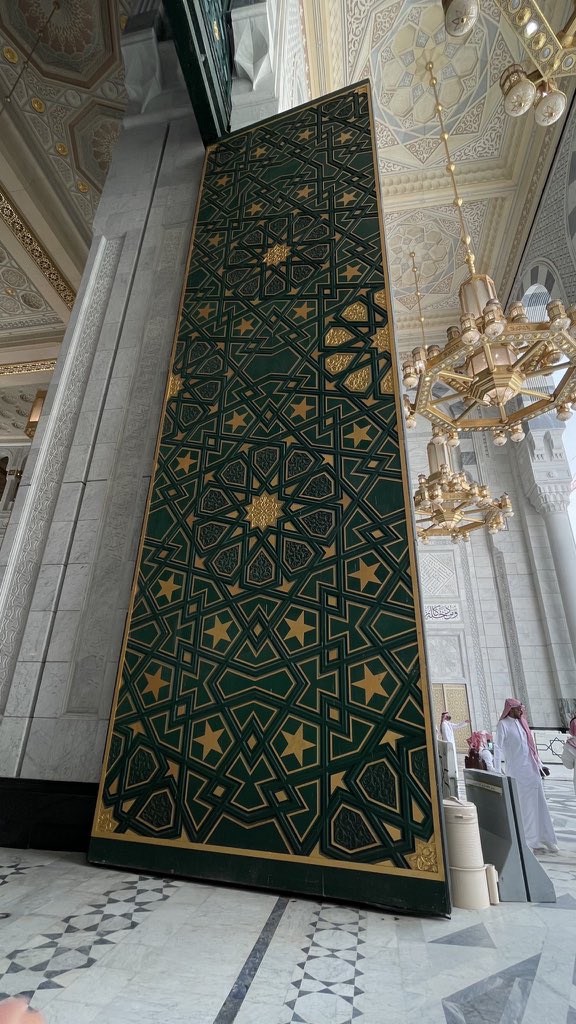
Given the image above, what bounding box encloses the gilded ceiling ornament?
[2,47,19,64]
[344,366,372,392]
[0,361,56,378]
[263,243,290,266]
[120,14,128,30]
[246,492,283,530]
[55,142,68,156]
[0,187,75,310]
[30,97,45,113]
[213,19,220,41]
[167,373,184,399]
[77,180,89,193]
[380,370,394,394]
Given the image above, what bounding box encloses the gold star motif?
[198,303,212,319]
[297,129,313,141]
[341,191,357,206]
[246,492,283,529]
[176,452,194,473]
[353,666,386,704]
[208,233,224,247]
[237,318,254,336]
[196,722,225,759]
[290,397,312,419]
[142,667,170,700]
[156,574,179,602]
[263,243,290,266]
[206,616,233,646]
[348,424,372,446]
[294,302,312,319]
[349,558,381,590]
[281,723,315,765]
[254,146,267,158]
[284,611,314,645]
[296,185,313,199]
[248,202,263,216]
[216,174,231,186]
[338,131,353,144]
[227,410,248,431]
[343,264,362,282]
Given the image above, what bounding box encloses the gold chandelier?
[402,63,576,448]
[443,2,576,126]
[414,440,514,544]
[408,254,514,545]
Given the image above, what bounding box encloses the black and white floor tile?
[0,778,574,1024]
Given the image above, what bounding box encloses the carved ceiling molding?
[0,187,75,310]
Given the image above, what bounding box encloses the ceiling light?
[442,0,479,38]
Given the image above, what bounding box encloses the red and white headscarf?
[500,698,539,763]
[567,717,576,750]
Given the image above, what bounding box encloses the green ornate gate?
[90,84,448,915]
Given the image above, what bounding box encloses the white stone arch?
[515,259,566,310]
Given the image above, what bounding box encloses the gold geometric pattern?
[263,243,291,266]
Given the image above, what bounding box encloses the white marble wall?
[406,417,576,731]
[0,29,205,781]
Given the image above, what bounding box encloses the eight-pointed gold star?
[281,723,315,765]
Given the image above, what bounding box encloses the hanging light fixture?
[414,438,514,545]
[407,255,514,545]
[402,63,576,446]
[442,0,479,38]
[453,1,576,126]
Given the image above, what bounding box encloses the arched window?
[522,283,551,323]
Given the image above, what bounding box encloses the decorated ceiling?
[303,0,573,348]
[0,0,131,438]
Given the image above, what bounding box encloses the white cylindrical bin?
[450,866,491,911]
[443,798,491,910]
[443,798,484,869]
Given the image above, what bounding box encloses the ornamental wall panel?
[90,85,448,915]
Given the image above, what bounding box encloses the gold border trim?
[0,188,75,310]
[0,359,57,376]
[92,83,446,885]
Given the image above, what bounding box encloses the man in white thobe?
[440,712,470,780]
[493,698,558,853]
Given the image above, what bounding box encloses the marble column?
[0,18,205,780]
[532,486,576,656]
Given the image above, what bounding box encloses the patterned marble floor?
[0,778,574,1024]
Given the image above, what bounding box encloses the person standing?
[561,716,576,796]
[493,698,558,854]
[440,711,470,780]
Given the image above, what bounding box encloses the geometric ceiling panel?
[0,385,37,437]
[2,0,119,89]
[0,241,61,331]
[69,100,124,191]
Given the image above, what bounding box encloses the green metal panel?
[90,84,449,916]
[164,0,232,142]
